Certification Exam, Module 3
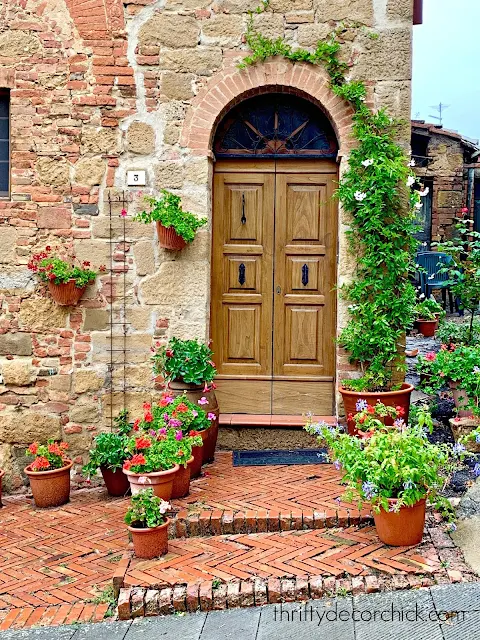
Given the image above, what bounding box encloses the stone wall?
[0,0,414,492]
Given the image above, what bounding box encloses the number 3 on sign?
[127,170,146,186]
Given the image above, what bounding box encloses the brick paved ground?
[0,452,476,629]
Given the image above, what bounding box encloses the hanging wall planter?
[48,280,87,306]
[156,221,187,251]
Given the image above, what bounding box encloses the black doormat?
[232,448,329,467]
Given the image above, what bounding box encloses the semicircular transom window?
[214,93,338,159]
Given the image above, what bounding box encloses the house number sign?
[127,170,146,186]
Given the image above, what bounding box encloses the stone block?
[0,30,40,57]
[0,412,61,444]
[133,241,155,276]
[270,0,313,9]
[202,15,245,45]
[161,73,195,101]
[215,0,265,11]
[184,158,210,186]
[69,402,99,424]
[0,227,17,264]
[36,157,70,187]
[386,0,413,21]
[163,122,181,146]
[1,360,32,386]
[297,23,331,46]
[0,270,33,291]
[73,240,109,269]
[74,158,107,186]
[92,333,153,364]
[313,0,373,26]
[74,369,105,394]
[19,298,69,331]
[154,162,184,189]
[159,48,222,75]
[126,122,156,155]
[138,15,199,51]
[73,204,99,216]
[437,190,462,208]
[0,333,32,356]
[165,0,210,7]
[350,29,412,81]
[83,309,110,332]
[127,308,152,331]
[252,13,285,39]
[141,262,208,306]
[92,216,153,240]
[102,392,154,420]
[113,365,151,388]
[81,128,120,154]
[37,207,71,229]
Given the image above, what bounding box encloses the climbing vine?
[241,3,421,391]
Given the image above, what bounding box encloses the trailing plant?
[124,488,170,529]
[304,412,466,519]
[152,337,217,387]
[28,246,102,288]
[241,3,421,391]
[82,411,131,479]
[436,318,480,348]
[134,190,207,243]
[26,440,70,471]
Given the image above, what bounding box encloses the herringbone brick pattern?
[0,490,129,629]
[123,526,444,590]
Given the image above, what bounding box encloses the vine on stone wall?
[241,3,421,391]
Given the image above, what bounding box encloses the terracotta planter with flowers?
[373,498,426,546]
[100,466,130,497]
[171,456,194,499]
[128,520,170,559]
[123,465,179,501]
[47,280,86,306]
[416,318,438,338]
[125,489,171,559]
[156,222,187,251]
[25,460,73,508]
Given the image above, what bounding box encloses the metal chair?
[416,251,455,313]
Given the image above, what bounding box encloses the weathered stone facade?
[0,0,415,492]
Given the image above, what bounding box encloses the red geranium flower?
[189,430,200,437]
[31,456,50,471]
[135,437,152,450]
[144,411,153,423]
[28,442,38,456]
[133,418,140,431]
[48,443,63,456]
[395,406,405,417]
[367,405,375,414]
[166,349,174,358]
[176,403,188,413]
[130,453,146,466]
[123,460,132,470]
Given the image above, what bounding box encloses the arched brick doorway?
[210,92,339,416]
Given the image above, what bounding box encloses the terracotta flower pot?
[156,221,187,251]
[24,460,73,508]
[171,456,194,499]
[373,498,426,546]
[0,469,4,507]
[168,380,220,463]
[128,518,170,559]
[47,280,86,306]
[100,466,130,497]
[449,381,471,418]
[190,442,204,479]
[340,383,414,436]
[123,465,179,500]
[415,318,438,338]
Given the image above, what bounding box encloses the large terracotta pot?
[100,466,130,497]
[416,318,438,337]
[171,456,194,499]
[373,498,426,546]
[128,518,170,559]
[340,383,414,436]
[0,469,4,507]
[190,442,204,479]
[156,221,187,251]
[25,460,73,508]
[47,280,86,306]
[449,381,471,418]
[123,465,179,500]
[168,380,220,462]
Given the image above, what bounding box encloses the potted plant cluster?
[125,488,171,559]
[346,400,405,437]
[134,190,207,251]
[25,440,73,508]
[414,296,444,337]
[27,246,103,305]
[305,407,465,546]
[152,337,219,462]
[82,410,131,496]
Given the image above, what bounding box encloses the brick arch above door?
[180,59,356,158]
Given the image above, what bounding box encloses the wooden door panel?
[212,168,275,412]
[273,171,337,391]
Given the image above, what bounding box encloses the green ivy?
[134,190,207,243]
[241,3,420,390]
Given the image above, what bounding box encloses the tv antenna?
[428,102,450,127]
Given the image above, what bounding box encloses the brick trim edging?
[116,570,475,620]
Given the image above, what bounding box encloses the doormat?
[232,448,329,466]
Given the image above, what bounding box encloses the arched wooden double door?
[210,95,338,415]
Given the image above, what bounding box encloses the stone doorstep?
[116,570,477,620]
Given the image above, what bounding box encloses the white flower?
[408,159,416,167]
[422,242,428,247]
[159,500,171,514]
[406,176,416,187]
[415,263,420,268]
[138,476,148,485]
[361,158,374,167]
[428,274,435,280]
[419,187,429,197]
[419,293,425,299]
[415,202,423,209]
[354,191,367,202]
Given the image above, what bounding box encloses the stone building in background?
[0,0,421,491]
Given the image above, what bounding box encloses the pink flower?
[120,209,127,217]
[198,397,208,406]
[158,428,167,436]
[425,352,436,362]
[207,412,216,421]
[175,430,183,441]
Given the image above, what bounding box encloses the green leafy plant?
[347,400,409,437]
[27,246,101,288]
[152,337,217,387]
[304,412,466,518]
[436,319,480,348]
[241,4,420,391]
[134,190,207,243]
[82,410,131,479]
[148,393,213,434]
[415,296,443,321]
[26,440,70,472]
[124,488,170,529]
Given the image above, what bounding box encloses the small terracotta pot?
[47,280,86,306]
[0,469,4,507]
[24,460,73,509]
[340,383,414,436]
[100,466,130,497]
[171,456,194,499]
[373,498,426,546]
[449,381,471,418]
[190,442,204,479]
[415,318,438,337]
[156,222,187,251]
[128,518,170,559]
[123,465,179,500]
